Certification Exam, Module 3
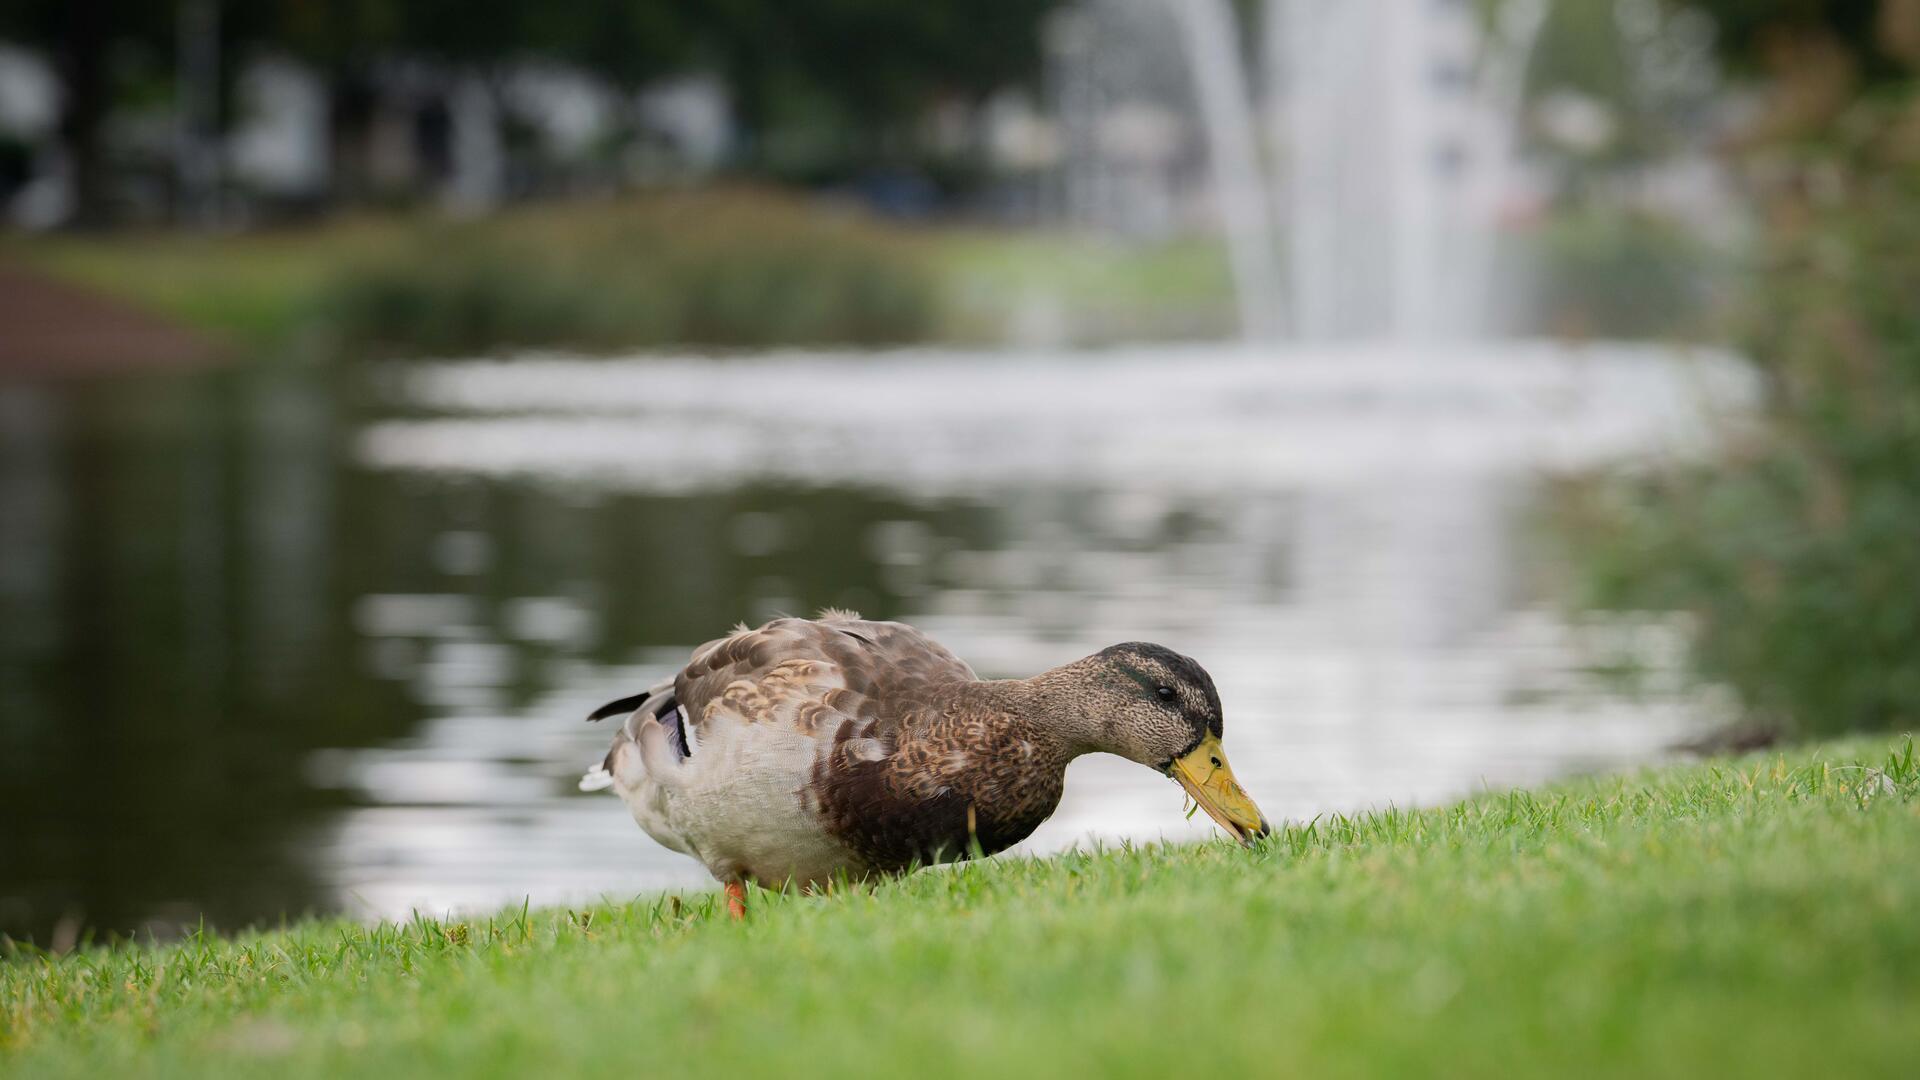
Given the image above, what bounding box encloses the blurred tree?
[1,0,1066,219]
[694,0,1061,179]
[1562,1,1920,740]
[0,0,172,226]
[1673,0,1891,74]
[1667,0,1920,144]
[238,0,413,203]
[520,0,703,88]
[240,0,699,201]
[251,0,1063,188]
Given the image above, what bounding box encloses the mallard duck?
[580,610,1268,917]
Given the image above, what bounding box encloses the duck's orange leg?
[724,880,747,921]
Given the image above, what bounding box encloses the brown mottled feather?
[673,615,971,742]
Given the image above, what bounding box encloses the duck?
[580,610,1269,918]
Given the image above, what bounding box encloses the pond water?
[0,342,1751,944]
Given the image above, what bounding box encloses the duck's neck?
[956,657,1109,764]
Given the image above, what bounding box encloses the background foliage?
[1560,0,1920,737]
[0,0,1065,222]
[322,191,937,352]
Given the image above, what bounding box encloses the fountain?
[1172,0,1287,341]
[1264,0,1548,340]
[1050,0,1550,343]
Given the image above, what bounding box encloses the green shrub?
[1518,207,1724,340]
[1560,101,1920,737]
[321,190,937,354]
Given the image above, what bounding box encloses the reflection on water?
[0,344,1751,943]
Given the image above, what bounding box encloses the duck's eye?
[1155,685,1176,702]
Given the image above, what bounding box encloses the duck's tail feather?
[579,678,691,793]
[586,689,656,723]
[578,762,615,792]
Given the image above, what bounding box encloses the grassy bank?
[7,192,937,355]
[3,194,1234,356]
[5,736,1917,1077]
[936,230,1234,344]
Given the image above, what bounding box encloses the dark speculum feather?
[660,702,690,759]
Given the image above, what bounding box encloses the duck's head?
[1043,642,1271,846]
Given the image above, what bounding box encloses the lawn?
[4,735,1917,1078]
[4,216,399,349]
[3,192,938,354]
[935,228,1234,343]
[1,195,1235,355]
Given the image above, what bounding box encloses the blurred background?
[2,0,1916,948]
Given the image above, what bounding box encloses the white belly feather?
[612,716,858,888]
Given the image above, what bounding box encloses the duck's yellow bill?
[1170,734,1270,846]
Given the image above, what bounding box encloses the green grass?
[5,223,383,349]
[933,229,1235,344]
[6,736,1918,1078]
[5,192,939,354]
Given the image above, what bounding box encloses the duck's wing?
[674,612,974,745]
[581,612,974,792]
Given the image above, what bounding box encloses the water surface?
[0,343,1748,943]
